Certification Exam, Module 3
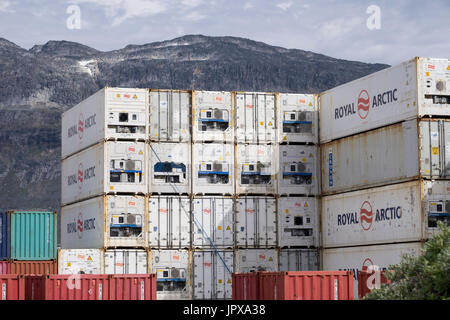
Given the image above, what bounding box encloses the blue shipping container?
[0,212,10,260]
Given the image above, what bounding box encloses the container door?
[236,198,256,247]
[215,251,233,299]
[171,197,191,248]
[193,198,213,247]
[261,198,277,247]
[215,198,234,247]
[193,252,210,299]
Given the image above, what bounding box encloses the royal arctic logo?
[357,90,370,119]
[78,113,84,139]
[77,163,83,191]
[77,212,83,239]
[360,201,373,231]
[66,212,96,239]
[67,113,96,139]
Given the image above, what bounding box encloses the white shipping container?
[278,249,319,271]
[278,93,318,144]
[323,118,450,195]
[322,242,424,299]
[319,57,450,143]
[278,145,319,196]
[192,143,234,194]
[148,196,191,249]
[61,87,148,159]
[236,144,277,194]
[192,250,234,300]
[235,92,277,144]
[60,195,147,249]
[149,90,191,142]
[193,91,234,143]
[192,196,234,248]
[61,141,147,206]
[149,142,191,194]
[235,196,277,248]
[104,249,148,274]
[235,249,278,273]
[149,249,192,300]
[278,197,319,248]
[322,180,450,248]
[58,249,103,274]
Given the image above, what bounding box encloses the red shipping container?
[358,266,391,298]
[25,274,157,300]
[9,260,57,275]
[0,261,9,274]
[0,275,25,300]
[232,272,259,300]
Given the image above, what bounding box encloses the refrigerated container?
[148,195,191,249]
[193,91,234,143]
[104,249,148,274]
[278,249,319,271]
[236,144,277,194]
[62,87,148,159]
[319,57,450,143]
[61,141,147,206]
[0,275,25,300]
[192,250,234,300]
[278,93,318,144]
[323,118,450,195]
[235,196,277,248]
[322,242,424,299]
[235,92,277,144]
[278,145,319,196]
[278,197,319,248]
[192,143,234,194]
[9,211,57,260]
[149,89,191,142]
[0,212,9,260]
[322,180,450,248]
[149,249,192,300]
[149,142,191,194]
[58,249,103,274]
[235,249,278,273]
[192,196,234,249]
[60,195,147,249]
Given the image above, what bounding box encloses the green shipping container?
[9,211,57,260]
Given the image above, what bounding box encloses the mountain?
[0,34,389,212]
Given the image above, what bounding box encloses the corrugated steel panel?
[58,249,104,274]
[232,272,259,300]
[0,212,9,260]
[193,91,234,143]
[9,211,57,260]
[236,144,277,194]
[235,249,278,273]
[0,275,25,300]
[235,196,277,248]
[61,87,148,159]
[149,142,191,194]
[278,249,319,271]
[61,141,147,206]
[0,261,10,275]
[148,196,191,249]
[149,90,191,142]
[319,57,450,143]
[104,249,148,274]
[278,93,318,144]
[9,261,57,275]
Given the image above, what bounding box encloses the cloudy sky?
[0,0,448,65]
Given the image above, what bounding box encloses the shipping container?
[235,196,277,248]
[149,89,191,142]
[278,197,319,248]
[235,249,278,273]
[104,249,148,274]
[323,118,450,195]
[235,92,277,144]
[278,145,319,196]
[236,144,277,194]
[149,142,191,194]
[0,261,9,274]
[322,242,424,299]
[58,249,103,274]
[0,275,25,300]
[148,195,191,249]
[192,250,234,300]
[61,141,147,206]
[61,87,148,159]
[278,93,318,144]
[149,249,192,300]
[9,211,57,260]
[232,272,259,300]
[192,143,234,195]
[193,91,234,143]
[25,274,156,300]
[358,266,390,298]
[0,212,9,260]
[192,196,234,248]
[61,195,147,249]
[9,261,57,275]
[257,271,354,300]
[322,180,450,248]
[319,57,450,143]
[278,249,319,271]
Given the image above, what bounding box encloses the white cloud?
[181,0,203,8]
[244,2,254,10]
[183,11,206,22]
[276,1,292,11]
[0,1,12,12]
[319,17,364,38]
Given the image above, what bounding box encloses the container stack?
[60,87,150,275]
[319,57,450,298]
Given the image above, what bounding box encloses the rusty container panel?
[232,272,259,300]
[0,274,25,300]
[9,260,57,275]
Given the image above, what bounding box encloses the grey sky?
[0,0,448,65]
